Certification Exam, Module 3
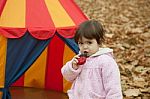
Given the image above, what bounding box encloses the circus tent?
[0,0,88,99]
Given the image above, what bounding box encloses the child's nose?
[83,44,88,49]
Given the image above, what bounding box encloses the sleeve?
[61,60,82,82]
[101,55,123,99]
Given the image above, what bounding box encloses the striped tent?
[0,0,88,99]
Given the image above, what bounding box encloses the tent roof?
[0,0,88,39]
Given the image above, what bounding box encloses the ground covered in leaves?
[75,0,150,98]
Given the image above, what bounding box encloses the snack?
[77,53,87,65]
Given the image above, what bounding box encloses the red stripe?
[45,34,64,91]
[26,0,55,39]
[0,27,26,38]
[26,0,54,27]
[11,75,24,87]
[0,0,6,16]
[57,26,77,38]
[59,0,88,25]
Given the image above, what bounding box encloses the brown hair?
[74,20,105,45]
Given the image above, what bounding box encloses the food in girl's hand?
[77,53,87,65]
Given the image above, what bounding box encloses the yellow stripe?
[24,47,48,88]
[45,0,75,27]
[0,91,2,99]
[0,0,25,27]
[0,35,7,88]
[63,44,75,93]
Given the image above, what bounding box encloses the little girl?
[61,20,123,99]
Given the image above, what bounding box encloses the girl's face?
[78,37,100,57]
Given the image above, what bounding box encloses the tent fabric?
[0,0,6,16]
[0,0,88,99]
[57,33,79,54]
[0,35,6,88]
[0,0,88,39]
[0,32,79,99]
[1,32,51,99]
[0,30,79,99]
[11,34,78,92]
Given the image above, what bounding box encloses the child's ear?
[98,43,102,47]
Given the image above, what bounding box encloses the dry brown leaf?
[124,89,141,97]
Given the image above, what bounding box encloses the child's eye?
[87,41,92,44]
[78,42,83,45]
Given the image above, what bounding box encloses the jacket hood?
[90,48,113,57]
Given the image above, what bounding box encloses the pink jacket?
[61,48,123,99]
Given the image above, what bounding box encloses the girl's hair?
[74,20,105,45]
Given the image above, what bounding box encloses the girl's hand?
[72,55,80,70]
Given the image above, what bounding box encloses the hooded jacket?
[61,48,123,99]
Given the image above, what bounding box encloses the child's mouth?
[83,51,88,57]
